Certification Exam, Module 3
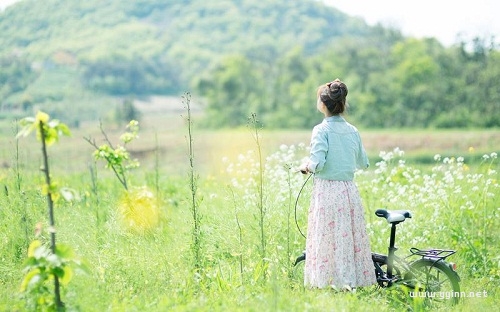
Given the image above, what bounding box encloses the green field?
[1,109,499,175]
[0,111,499,311]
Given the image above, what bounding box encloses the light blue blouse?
[306,115,369,181]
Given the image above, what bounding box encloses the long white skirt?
[304,178,376,288]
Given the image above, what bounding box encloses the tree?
[116,97,141,126]
[196,55,264,127]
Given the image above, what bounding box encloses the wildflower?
[394,147,404,157]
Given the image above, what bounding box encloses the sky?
[1,0,498,46]
[324,0,499,46]
[0,0,17,10]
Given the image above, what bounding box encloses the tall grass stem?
[184,92,203,271]
[249,113,267,275]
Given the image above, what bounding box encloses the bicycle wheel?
[407,259,461,307]
[289,253,305,289]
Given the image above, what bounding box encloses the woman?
[299,79,375,290]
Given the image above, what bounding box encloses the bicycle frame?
[386,221,398,279]
[372,209,460,289]
[371,222,413,286]
[372,209,411,284]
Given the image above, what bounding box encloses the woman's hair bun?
[319,78,348,115]
[326,78,348,100]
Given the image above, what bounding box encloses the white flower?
[394,147,404,157]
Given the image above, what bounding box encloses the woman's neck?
[324,112,338,117]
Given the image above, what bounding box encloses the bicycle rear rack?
[409,247,456,260]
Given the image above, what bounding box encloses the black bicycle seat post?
[387,223,398,278]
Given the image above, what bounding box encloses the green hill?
[0,0,374,92]
[0,0,385,125]
[0,0,498,128]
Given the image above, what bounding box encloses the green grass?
[0,114,499,311]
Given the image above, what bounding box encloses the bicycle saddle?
[375,209,412,224]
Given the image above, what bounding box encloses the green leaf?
[60,266,74,285]
[27,240,42,257]
[20,269,41,292]
[33,245,50,260]
[60,187,79,202]
[22,257,38,271]
[52,266,65,279]
[57,123,72,136]
[55,244,75,259]
[43,127,59,146]
[46,253,62,267]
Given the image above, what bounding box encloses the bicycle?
[294,208,461,307]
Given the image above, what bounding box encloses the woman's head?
[317,78,348,115]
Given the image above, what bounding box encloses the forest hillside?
[0,0,498,128]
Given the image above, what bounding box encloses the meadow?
[0,108,499,311]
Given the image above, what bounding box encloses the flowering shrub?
[223,144,499,279]
[358,149,498,278]
[223,143,309,210]
[222,143,310,279]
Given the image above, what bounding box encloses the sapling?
[85,120,160,233]
[84,120,140,191]
[17,111,87,311]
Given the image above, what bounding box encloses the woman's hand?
[298,163,309,174]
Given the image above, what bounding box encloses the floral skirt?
[304,178,376,289]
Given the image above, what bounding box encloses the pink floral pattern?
[304,178,376,288]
